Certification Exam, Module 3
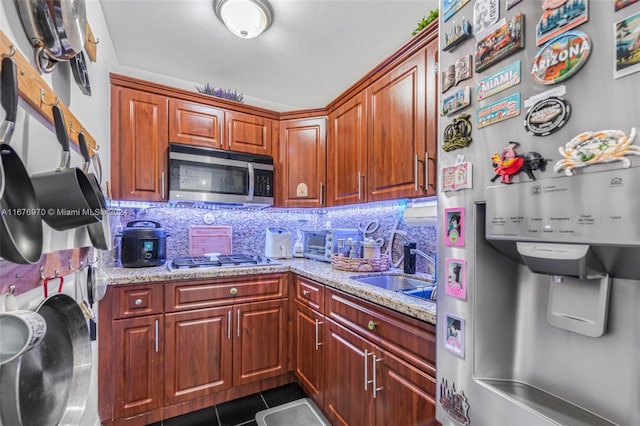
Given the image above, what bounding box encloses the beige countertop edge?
[100,259,437,325]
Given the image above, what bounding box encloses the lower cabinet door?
[294,301,324,406]
[112,314,164,419]
[233,299,288,386]
[376,349,438,426]
[324,320,375,426]
[164,307,233,405]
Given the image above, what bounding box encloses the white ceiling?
[99,0,439,111]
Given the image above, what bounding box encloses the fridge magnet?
[532,31,592,84]
[554,127,640,175]
[614,11,640,79]
[444,312,465,358]
[506,0,523,10]
[615,0,639,11]
[524,96,571,136]
[475,14,524,73]
[473,0,499,39]
[445,258,467,299]
[442,86,471,116]
[440,161,473,192]
[536,0,588,46]
[445,208,465,247]
[444,0,471,22]
[476,92,521,129]
[476,60,521,101]
[443,17,473,52]
[441,55,473,93]
[491,142,550,183]
[443,114,473,152]
[439,379,471,425]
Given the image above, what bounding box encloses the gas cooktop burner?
[168,254,279,270]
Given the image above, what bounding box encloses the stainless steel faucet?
[410,248,436,266]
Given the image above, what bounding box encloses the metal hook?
[40,266,60,280]
[3,45,16,58]
[87,252,101,265]
[69,259,84,271]
[8,285,16,295]
[68,121,84,134]
[40,89,59,106]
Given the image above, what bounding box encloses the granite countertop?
[99,259,437,325]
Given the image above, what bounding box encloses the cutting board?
[189,226,233,256]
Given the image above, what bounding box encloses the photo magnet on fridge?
[615,0,639,11]
[443,0,471,22]
[444,208,465,247]
[444,312,465,358]
[439,379,471,425]
[473,0,499,39]
[440,161,473,192]
[532,31,592,85]
[476,60,521,102]
[445,258,467,300]
[443,17,473,52]
[475,14,524,73]
[442,86,471,116]
[614,11,640,79]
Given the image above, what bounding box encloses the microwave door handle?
[247,163,255,201]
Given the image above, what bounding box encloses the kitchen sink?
[350,274,436,301]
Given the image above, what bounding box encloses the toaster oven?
[302,228,361,262]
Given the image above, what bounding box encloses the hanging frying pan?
[31,105,102,231]
[0,293,92,426]
[0,55,43,264]
[70,50,91,96]
[15,0,87,73]
[78,132,110,250]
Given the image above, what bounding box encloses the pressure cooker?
[120,220,168,268]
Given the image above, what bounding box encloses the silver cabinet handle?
[154,319,159,353]
[134,298,143,306]
[319,181,324,205]
[247,163,255,201]
[227,310,231,339]
[161,172,166,199]
[357,171,362,200]
[314,319,324,351]
[414,154,419,192]
[372,354,383,398]
[228,122,232,148]
[236,308,241,338]
[424,152,429,190]
[364,349,369,391]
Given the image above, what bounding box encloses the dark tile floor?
[149,382,307,426]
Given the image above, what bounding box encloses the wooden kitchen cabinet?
[112,314,164,420]
[164,306,233,405]
[168,99,224,149]
[294,302,325,406]
[111,87,169,201]
[367,49,427,201]
[278,117,327,207]
[225,110,273,155]
[327,91,368,206]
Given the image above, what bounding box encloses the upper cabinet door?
[367,50,426,202]
[424,38,438,196]
[328,92,368,206]
[278,118,327,208]
[225,111,273,155]
[169,99,224,149]
[111,87,168,201]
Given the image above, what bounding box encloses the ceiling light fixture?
[214,0,273,39]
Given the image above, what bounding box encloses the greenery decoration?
[196,83,245,103]
[412,9,439,36]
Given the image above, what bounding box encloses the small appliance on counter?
[120,220,168,268]
[303,228,361,262]
[265,227,292,259]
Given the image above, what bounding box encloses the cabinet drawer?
[295,276,324,312]
[112,284,164,319]
[166,273,287,312]
[326,289,435,373]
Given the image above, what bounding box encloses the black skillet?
[0,56,43,264]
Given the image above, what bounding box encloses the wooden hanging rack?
[0,30,99,154]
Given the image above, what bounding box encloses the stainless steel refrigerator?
[436,0,640,424]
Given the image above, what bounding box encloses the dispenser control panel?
[485,167,639,245]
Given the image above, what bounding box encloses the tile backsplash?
[106,199,437,274]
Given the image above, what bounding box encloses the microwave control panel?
[255,171,273,197]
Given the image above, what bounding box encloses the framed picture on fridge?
[446,258,467,300]
[444,312,465,358]
[444,207,465,246]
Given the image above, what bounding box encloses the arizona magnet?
[524,96,571,136]
[531,31,591,84]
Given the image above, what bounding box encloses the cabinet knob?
[134,298,143,306]
[302,289,310,296]
[229,287,238,296]
[367,320,377,331]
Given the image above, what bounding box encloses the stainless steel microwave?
[169,143,274,206]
